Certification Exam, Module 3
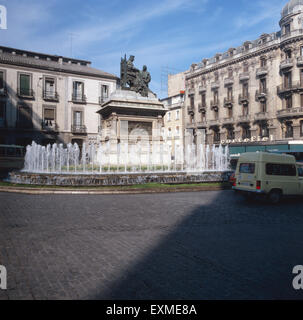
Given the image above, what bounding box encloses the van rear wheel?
[268,190,282,204]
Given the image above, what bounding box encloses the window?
[284,24,291,35]
[260,57,267,67]
[243,105,249,116]
[73,81,84,100]
[228,68,233,78]
[285,49,292,59]
[242,126,251,139]
[17,104,32,128]
[175,127,180,136]
[261,101,267,113]
[243,63,249,72]
[214,109,219,120]
[286,96,292,109]
[243,82,249,97]
[19,74,31,96]
[300,70,303,87]
[176,110,180,120]
[298,167,303,177]
[240,163,255,174]
[0,101,5,127]
[301,94,303,108]
[167,112,171,121]
[190,95,195,109]
[168,128,172,137]
[301,121,303,137]
[214,130,220,143]
[214,90,218,103]
[266,163,296,176]
[44,77,56,99]
[214,72,219,82]
[260,78,266,93]
[43,107,56,129]
[260,123,269,137]
[101,84,109,101]
[284,71,292,89]
[0,71,5,93]
[74,111,83,126]
[227,128,235,140]
[285,122,293,138]
[228,107,233,118]
[227,86,233,100]
[301,46,303,57]
[201,92,206,108]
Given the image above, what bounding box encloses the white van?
[233,152,303,203]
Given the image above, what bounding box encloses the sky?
[0,0,288,98]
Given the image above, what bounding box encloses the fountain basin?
[8,171,233,187]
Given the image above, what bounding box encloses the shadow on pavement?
[95,190,303,300]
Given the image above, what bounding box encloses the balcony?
[17,88,35,99]
[255,89,268,102]
[297,56,303,67]
[224,97,233,108]
[222,117,234,125]
[210,100,219,110]
[71,125,87,134]
[187,105,195,115]
[199,85,206,93]
[281,29,303,42]
[239,72,250,81]
[188,87,195,95]
[198,103,206,113]
[72,93,87,104]
[197,120,207,128]
[238,114,250,123]
[208,119,221,127]
[277,107,303,119]
[254,112,269,121]
[238,93,250,105]
[280,58,293,71]
[256,67,268,77]
[43,90,59,102]
[211,82,220,89]
[224,77,234,86]
[0,87,7,96]
[42,120,58,132]
[277,82,303,95]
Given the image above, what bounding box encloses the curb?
[0,186,231,195]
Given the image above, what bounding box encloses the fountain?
[8,140,232,186]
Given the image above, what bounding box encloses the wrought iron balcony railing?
[71,125,87,134]
[223,97,234,107]
[255,89,268,101]
[42,120,58,131]
[43,90,59,102]
[72,93,87,103]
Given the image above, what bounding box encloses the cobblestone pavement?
[0,190,303,300]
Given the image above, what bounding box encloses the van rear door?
[238,162,257,191]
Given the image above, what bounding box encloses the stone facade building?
[184,0,303,149]
[0,45,117,148]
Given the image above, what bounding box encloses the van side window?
[298,167,303,177]
[266,163,297,176]
[239,163,255,174]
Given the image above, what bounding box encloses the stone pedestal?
[97,89,168,166]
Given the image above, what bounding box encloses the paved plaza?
[0,190,303,300]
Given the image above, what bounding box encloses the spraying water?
[23,141,230,174]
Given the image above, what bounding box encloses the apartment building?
[184,0,303,156]
[0,45,117,148]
